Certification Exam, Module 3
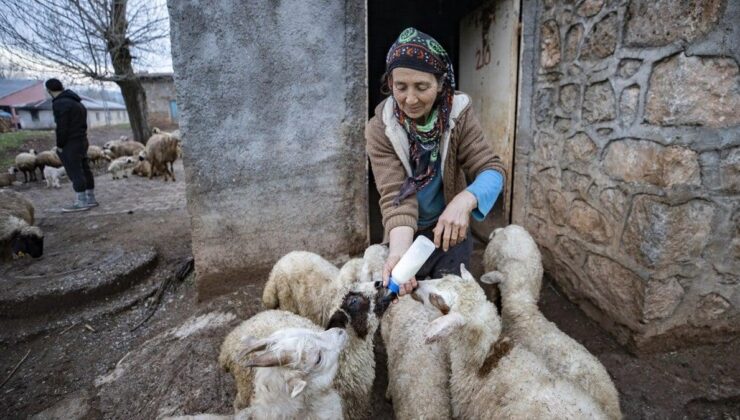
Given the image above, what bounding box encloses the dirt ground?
[1,126,738,419]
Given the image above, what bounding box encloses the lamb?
[139,133,179,181]
[108,156,135,180]
[0,167,18,188]
[131,159,153,177]
[35,150,63,179]
[15,150,38,182]
[482,225,621,419]
[413,266,608,420]
[0,190,43,260]
[104,139,144,159]
[381,295,451,420]
[43,166,66,188]
[87,145,109,167]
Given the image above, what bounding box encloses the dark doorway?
[367,0,491,244]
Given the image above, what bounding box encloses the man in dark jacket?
[46,78,98,212]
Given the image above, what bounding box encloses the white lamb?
[108,156,135,180]
[381,295,451,420]
[44,166,66,188]
[482,225,622,419]
[413,266,608,419]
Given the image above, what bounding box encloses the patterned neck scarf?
[386,28,456,206]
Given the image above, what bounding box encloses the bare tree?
[0,0,170,142]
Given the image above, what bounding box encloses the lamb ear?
[429,293,450,315]
[244,350,296,368]
[460,264,474,282]
[425,312,465,344]
[288,377,307,398]
[480,271,505,285]
[239,335,269,358]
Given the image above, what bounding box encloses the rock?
[562,132,597,165]
[581,12,618,61]
[643,278,684,321]
[31,391,92,420]
[619,85,640,126]
[622,197,714,268]
[562,169,592,195]
[694,293,732,323]
[540,20,561,69]
[95,311,239,419]
[596,127,613,136]
[645,54,740,127]
[583,81,616,123]
[533,131,561,162]
[576,0,604,17]
[618,59,642,78]
[559,84,580,114]
[527,214,550,243]
[535,88,556,127]
[547,190,568,225]
[599,187,626,220]
[602,139,700,187]
[563,24,584,62]
[556,235,584,265]
[555,117,573,133]
[719,147,740,193]
[583,254,645,328]
[624,0,725,47]
[530,178,546,209]
[567,200,612,243]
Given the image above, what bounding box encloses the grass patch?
[0,130,54,169]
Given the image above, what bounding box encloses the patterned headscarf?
[386,28,456,206]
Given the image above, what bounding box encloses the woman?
[366,27,506,296]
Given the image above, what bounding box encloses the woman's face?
[390,67,442,121]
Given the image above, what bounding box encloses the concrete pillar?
[168,0,368,300]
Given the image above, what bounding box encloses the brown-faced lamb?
[0,167,18,187]
[34,150,63,179]
[482,225,621,419]
[139,133,179,181]
[381,295,451,420]
[413,266,608,420]
[15,150,38,182]
[108,156,135,180]
[0,190,43,260]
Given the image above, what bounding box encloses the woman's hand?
[383,226,416,298]
[433,190,477,251]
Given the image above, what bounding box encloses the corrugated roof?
[0,79,41,100]
[16,96,128,111]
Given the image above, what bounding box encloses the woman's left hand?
[433,190,477,251]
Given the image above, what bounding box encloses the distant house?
[0,79,46,129]
[15,96,128,130]
[138,72,178,126]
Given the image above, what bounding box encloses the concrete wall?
[18,108,128,130]
[17,110,55,130]
[140,77,177,126]
[514,0,739,352]
[168,0,368,300]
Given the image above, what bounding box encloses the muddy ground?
[1,126,738,419]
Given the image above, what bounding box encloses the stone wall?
[167,0,368,299]
[140,75,177,126]
[514,0,739,352]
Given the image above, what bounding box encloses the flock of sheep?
[168,225,622,420]
[0,127,181,189]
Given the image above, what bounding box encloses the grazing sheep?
[140,133,179,181]
[381,295,451,420]
[15,150,38,183]
[413,267,607,420]
[87,145,109,167]
[0,190,43,260]
[105,140,144,159]
[43,166,66,188]
[482,225,621,419]
[35,150,63,179]
[0,167,18,188]
[108,156,135,180]
[131,159,153,178]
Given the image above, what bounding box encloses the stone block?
[576,0,604,17]
[719,147,740,193]
[530,178,546,209]
[623,197,714,268]
[598,187,627,220]
[556,235,585,266]
[168,0,368,299]
[567,200,612,243]
[624,0,725,47]
[619,85,639,126]
[547,189,568,225]
[555,117,573,133]
[583,81,616,123]
[533,131,561,162]
[603,139,700,187]
[693,293,732,324]
[563,24,583,62]
[535,87,556,126]
[643,278,684,321]
[581,12,618,61]
[583,254,645,328]
[645,54,740,127]
[559,83,580,114]
[540,20,561,69]
[617,59,642,78]
[562,169,592,195]
[562,132,597,165]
